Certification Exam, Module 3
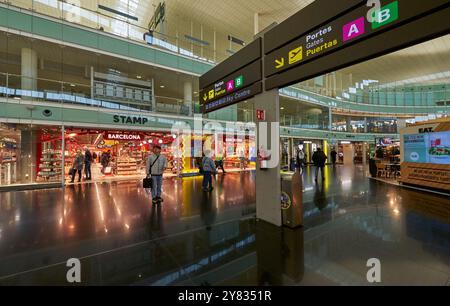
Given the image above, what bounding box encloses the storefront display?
[0,124,63,187]
[63,129,178,182]
[400,118,450,192]
[0,136,18,185]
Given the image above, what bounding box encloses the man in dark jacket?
[312,148,328,181]
[330,148,338,166]
[84,146,93,181]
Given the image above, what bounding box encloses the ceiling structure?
[296,33,450,95]
[337,34,450,87]
[5,1,450,91]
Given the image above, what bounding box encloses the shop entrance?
[63,128,180,183]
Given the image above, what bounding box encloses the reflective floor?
[0,166,449,286]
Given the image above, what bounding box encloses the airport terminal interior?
[0,0,449,286]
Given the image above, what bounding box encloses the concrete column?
[362,142,367,165]
[346,117,352,132]
[19,129,37,184]
[21,48,38,90]
[255,90,281,227]
[183,81,193,116]
[254,13,259,35]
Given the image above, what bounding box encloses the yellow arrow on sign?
[203,93,208,102]
[275,58,285,69]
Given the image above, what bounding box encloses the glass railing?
[0,72,196,117]
[2,0,231,64]
[295,81,450,108]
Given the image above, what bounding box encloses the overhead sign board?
[200,60,261,105]
[200,38,261,90]
[199,0,450,111]
[200,38,262,114]
[265,0,449,78]
[202,82,262,113]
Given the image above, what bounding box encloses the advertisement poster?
[428,131,450,165]
[404,132,450,165]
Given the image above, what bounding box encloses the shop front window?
[63,128,179,182]
[0,123,62,187]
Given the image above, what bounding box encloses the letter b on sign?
[371,1,399,29]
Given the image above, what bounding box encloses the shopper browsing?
[101,150,111,174]
[84,146,93,181]
[146,145,168,204]
[71,149,84,183]
[202,151,217,192]
[215,153,226,174]
[239,150,247,170]
[330,148,338,166]
[312,147,328,181]
[296,148,306,169]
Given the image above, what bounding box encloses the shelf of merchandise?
[116,158,138,176]
[37,147,62,182]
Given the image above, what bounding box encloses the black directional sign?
[264,0,450,89]
[200,0,450,112]
[200,38,262,113]
[200,60,261,106]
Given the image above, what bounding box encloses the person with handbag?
[70,149,84,183]
[202,150,217,192]
[146,145,167,204]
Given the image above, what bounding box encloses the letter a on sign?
[343,17,365,42]
[366,258,381,283]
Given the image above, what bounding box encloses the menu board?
[404,132,450,165]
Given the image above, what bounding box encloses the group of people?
[295,147,339,181]
[70,148,111,183]
[145,147,223,204]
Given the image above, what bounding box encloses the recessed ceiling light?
[160,85,165,88]
[280,107,285,110]
[70,84,76,87]
[136,75,142,79]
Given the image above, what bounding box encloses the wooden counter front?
[400,162,450,191]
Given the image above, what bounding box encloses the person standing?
[312,147,328,181]
[70,149,84,183]
[215,152,226,174]
[101,150,111,175]
[202,151,217,192]
[238,149,246,170]
[330,148,338,166]
[84,146,93,181]
[146,145,168,204]
[296,148,306,169]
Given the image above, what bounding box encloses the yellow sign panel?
[208,90,215,100]
[289,46,303,64]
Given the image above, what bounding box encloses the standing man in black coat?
[312,148,328,181]
[84,146,93,181]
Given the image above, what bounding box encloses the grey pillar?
[255,90,281,227]
[184,81,193,116]
[19,129,37,184]
[21,48,38,90]
[346,117,352,132]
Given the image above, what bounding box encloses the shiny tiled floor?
[0,166,449,285]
